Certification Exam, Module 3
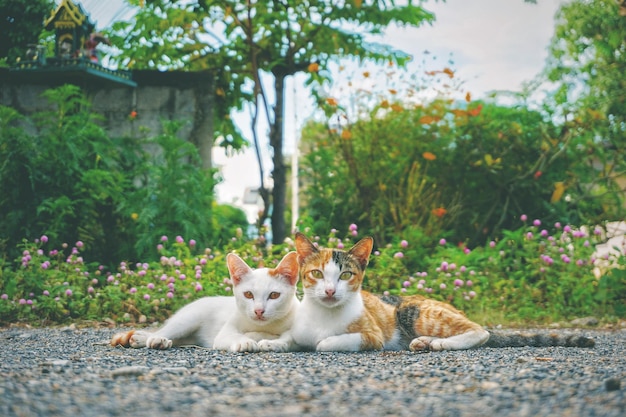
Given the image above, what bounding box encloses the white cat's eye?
[268,292,280,300]
[243,291,254,299]
[340,271,353,280]
[309,270,323,279]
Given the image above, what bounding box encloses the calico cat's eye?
[243,291,254,299]
[340,271,353,280]
[309,270,323,279]
[268,292,280,300]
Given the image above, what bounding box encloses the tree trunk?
[270,72,287,244]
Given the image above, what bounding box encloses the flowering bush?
[1,217,623,325]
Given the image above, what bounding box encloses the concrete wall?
[0,69,214,168]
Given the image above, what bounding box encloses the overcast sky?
[85,0,566,207]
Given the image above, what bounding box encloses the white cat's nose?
[255,308,265,318]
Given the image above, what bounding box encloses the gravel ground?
[0,326,624,417]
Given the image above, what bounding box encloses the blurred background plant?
[0,220,623,326]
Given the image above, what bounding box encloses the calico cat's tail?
[484,330,595,348]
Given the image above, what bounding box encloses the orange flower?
[341,129,352,140]
[308,62,319,73]
[326,97,338,106]
[422,151,437,161]
[388,89,397,95]
[465,92,472,102]
[443,67,454,78]
[363,71,370,78]
[380,99,390,109]
[129,110,138,119]
[432,207,447,217]
[391,104,403,112]
[468,104,483,117]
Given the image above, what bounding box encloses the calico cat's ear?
[272,251,299,286]
[295,232,318,264]
[226,253,253,286]
[348,237,374,270]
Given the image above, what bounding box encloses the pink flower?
[489,241,496,248]
[440,283,446,290]
[65,289,72,297]
[166,292,174,298]
[176,235,184,244]
[520,214,527,222]
[1,294,8,300]
[88,287,94,294]
[394,252,404,258]
[76,241,84,248]
[195,283,203,291]
[144,294,151,300]
[439,238,447,245]
[400,240,408,248]
[189,239,196,247]
[130,287,137,294]
[349,223,358,231]
[337,242,345,249]
[403,280,410,288]
[40,235,48,243]
[533,219,541,227]
[454,279,463,287]
[161,235,168,242]
[147,283,155,290]
[43,290,50,296]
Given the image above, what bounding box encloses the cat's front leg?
[316,333,363,352]
[145,335,173,349]
[110,330,150,348]
[228,337,260,353]
[258,334,296,352]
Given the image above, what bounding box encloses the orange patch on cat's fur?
[406,297,484,338]
[110,330,135,347]
[347,291,397,350]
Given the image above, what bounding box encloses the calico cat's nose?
[325,288,336,297]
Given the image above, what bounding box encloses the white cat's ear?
[295,232,318,264]
[272,251,299,286]
[348,237,374,269]
[226,253,253,286]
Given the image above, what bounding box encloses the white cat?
[110,251,299,352]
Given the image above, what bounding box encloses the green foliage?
[105,0,436,243]
[0,86,245,266]
[0,0,54,63]
[300,64,624,249]
[1,220,622,325]
[542,0,626,223]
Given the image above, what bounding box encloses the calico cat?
[110,251,299,352]
[289,233,594,351]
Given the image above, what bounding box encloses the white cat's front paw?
[229,339,259,353]
[258,339,289,352]
[146,335,173,350]
[129,331,149,348]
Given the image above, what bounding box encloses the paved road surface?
[0,326,624,416]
